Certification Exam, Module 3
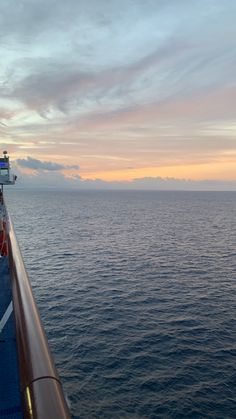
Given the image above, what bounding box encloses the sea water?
[5,190,236,418]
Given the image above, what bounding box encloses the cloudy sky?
[0,0,236,189]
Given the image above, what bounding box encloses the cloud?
[0,1,236,185]
[4,38,187,116]
[11,168,236,191]
[16,157,79,171]
[3,0,236,119]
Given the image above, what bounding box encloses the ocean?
[5,189,236,418]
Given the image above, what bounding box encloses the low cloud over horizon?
[11,157,236,191]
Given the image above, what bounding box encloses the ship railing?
[7,211,71,418]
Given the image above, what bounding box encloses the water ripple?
[6,190,236,418]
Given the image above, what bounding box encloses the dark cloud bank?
[16,156,79,171]
[13,158,236,191]
[14,176,236,191]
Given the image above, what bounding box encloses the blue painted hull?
[0,256,23,418]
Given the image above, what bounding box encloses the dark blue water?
[5,190,236,418]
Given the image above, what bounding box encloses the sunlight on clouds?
[81,154,132,162]
[17,143,42,149]
[200,121,236,137]
[83,160,236,182]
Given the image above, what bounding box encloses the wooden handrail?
[7,212,71,418]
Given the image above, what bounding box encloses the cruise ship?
[0,152,70,418]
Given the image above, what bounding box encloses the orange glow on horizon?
[81,161,236,182]
[10,150,236,184]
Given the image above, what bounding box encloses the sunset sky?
[0,0,236,189]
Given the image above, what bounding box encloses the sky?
[0,0,236,189]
